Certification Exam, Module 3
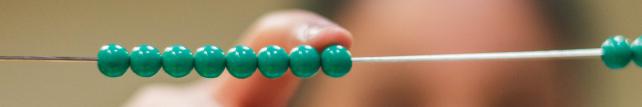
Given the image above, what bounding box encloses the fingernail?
[294,23,334,43]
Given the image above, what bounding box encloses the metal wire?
[0,56,97,62]
[352,48,602,62]
[0,48,603,63]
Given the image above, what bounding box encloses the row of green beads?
[98,44,216,78]
[601,35,642,69]
[97,44,352,79]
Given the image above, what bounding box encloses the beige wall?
[1,0,641,107]
[582,0,642,107]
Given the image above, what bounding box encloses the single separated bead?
[162,45,194,78]
[290,45,320,78]
[97,43,130,77]
[321,45,352,78]
[258,45,289,79]
[631,36,642,67]
[194,45,226,78]
[601,35,632,69]
[226,45,257,79]
[130,44,162,77]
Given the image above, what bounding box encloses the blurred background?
[0,0,641,107]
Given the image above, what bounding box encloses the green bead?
[289,45,320,78]
[226,45,257,79]
[258,45,289,79]
[130,44,162,77]
[601,35,632,69]
[194,45,226,78]
[97,43,130,77]
[162,45,194,78]
[321,45,352,78]
[631,36,642,67]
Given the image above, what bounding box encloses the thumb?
[215,10,353,107]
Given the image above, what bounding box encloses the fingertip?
[298,26,354,51]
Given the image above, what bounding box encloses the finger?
[215,10,353,107]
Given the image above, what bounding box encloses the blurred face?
[297,1,562,107]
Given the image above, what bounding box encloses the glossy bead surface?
[321,45,352,78]
[601,35,632,69]
[258,45,289,79]
[226,45,257,79]
[162,45,194,78]
[97,43,130,77]
[289,45,320,78]
[194,45,226,78]
[631,36,642,67]
[130,44,162,77]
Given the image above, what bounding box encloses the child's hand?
[216,10,353,107]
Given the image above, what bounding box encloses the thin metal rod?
[351,48,602,62]
[0,56,97,62]
[0,48,603,63]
